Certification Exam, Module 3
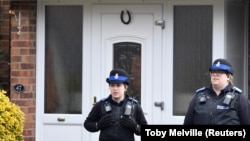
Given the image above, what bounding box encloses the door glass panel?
[173,6,212,115]
[113,42,141,102]
[44,6,83,114]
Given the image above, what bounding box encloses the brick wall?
[0,0,11,96]
[9,1,36,141]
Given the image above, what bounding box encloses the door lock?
[154,101,164,110]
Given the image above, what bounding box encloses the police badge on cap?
[106,68,130,85]
[209,58,234,75]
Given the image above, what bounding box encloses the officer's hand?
[120,116,138,132]
[97,115,115,130]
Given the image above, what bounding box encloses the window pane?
[113,42,141,102]
[173,6,212,115]
[45,6,83,114]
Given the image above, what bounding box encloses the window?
[45,6,83,114]
[113,42,141,102]
[173,5,212,115]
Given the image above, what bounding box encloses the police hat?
[209,58,234,75]
[106,68,130,85]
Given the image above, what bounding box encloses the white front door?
[92,3,164,123]
[86,4,164,140]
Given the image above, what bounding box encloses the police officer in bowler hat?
[184,58,250,125]
[84,68,147,141]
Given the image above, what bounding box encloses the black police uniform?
[184,85,249,125]
[84,94,147,141]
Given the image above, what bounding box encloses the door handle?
[93,96,97,105]
[154,101,164,110]
[155,20,165,29]
[57,117,65,122]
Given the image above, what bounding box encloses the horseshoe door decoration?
[120,10,131,25]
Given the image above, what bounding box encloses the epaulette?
[232,86,242,94]
[128,97,138,103]
[196,87,206,94]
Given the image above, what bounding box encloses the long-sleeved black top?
[184,85,250,125]
[84,94,147,141]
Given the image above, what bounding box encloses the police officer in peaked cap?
[209,58,234,76]
[184,58,250,125]
[84,68,148,141]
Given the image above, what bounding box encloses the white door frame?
[36,0,228,141]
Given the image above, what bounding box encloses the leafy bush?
[0,90,25,141]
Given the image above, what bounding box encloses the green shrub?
[0,90,25,141]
